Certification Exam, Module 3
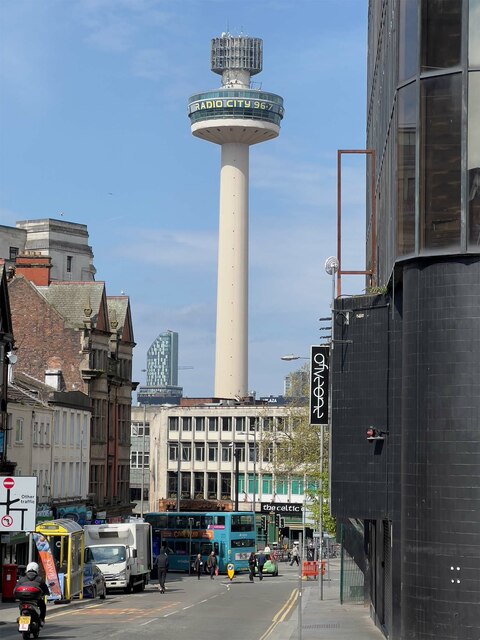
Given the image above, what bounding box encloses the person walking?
[257,550,266,581]
[248,551,257,582]
[155,548,169,593]
[290,544,300,566]
[206,551,217,579]
[193,553,203,580]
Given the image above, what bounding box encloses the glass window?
[470,0,480,65]
[169,443,178,461]
[238,474,245,494]
[9,246,19,260]
[207,472,217,498]
[221,444,232,462]
[231,514,254,532]
[247,473,258,493]
[168,471,178,496]
[399,0,418,81]
[262,474,273,494]
[182,442,191,462]
[181,472,191,498]
[235,417,245,432]
[168,416,179,431]
[195,443,205,462]
[208,417,218,432]
[195,417,205,431]
[221,417,232,431]
[194,472,204,496]
[220,473,231,499]
[208,443,218,462]
[397,83,417,256]
[291,477,304,495]
[468,72,480,248]
[276,477,288,495]
[263,417,273,432]
[248,442,257,463]
[420,74,461,250]
[263,445,273,463]
[421,0,461,72]
[15,418,24,443]
[66,256,73,273]
[182,417,192,431]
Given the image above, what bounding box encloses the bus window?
[231,538,256,548]
[231,515,254,532]
[175,540,187,555]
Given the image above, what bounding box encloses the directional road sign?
[0,476,37,532]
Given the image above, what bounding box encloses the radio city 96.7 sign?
[309,345,329,426]
[189,97,275,113]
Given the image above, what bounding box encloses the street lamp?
[229,443,241,511]
[280,354,309,361]
[140,404,147,518]
[237,428,257,514]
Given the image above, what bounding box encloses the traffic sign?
[0,476,37,532]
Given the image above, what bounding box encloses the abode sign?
[309,345,329,426]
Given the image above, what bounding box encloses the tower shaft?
[214,143,249,398]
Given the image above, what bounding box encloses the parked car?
[255,552,279,577]
[83,563,107,599]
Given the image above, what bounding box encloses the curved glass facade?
[368,0,480,282]
[188,90,284,126]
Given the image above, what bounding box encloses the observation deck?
[188,88,284,145]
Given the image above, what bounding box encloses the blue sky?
[0,0,368,398]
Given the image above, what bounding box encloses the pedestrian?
[193,553,203,580]
[248,551,257,582]
[257,550,266,581]
[206,551,217,579]
[290,544,300,566]
[155,547,169,593]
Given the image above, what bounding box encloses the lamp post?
[140,404,147,518]
[188,517,194,575]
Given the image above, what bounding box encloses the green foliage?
[260,363,335,535]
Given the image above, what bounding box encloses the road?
[1,565,298,640]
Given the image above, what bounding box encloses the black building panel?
[331,295,393,520]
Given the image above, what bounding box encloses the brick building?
[7,259,135,521]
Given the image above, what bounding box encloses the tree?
[260,363,335,535]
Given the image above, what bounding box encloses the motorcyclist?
[16,562,50,626]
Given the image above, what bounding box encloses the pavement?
[274,558,385,640]
[0,560,385,639]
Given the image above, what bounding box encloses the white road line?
[140,618,158,626]
[163,610,179,617]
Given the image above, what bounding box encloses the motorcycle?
[14,585,44,640]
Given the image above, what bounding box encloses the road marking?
[139,618,158,626]
[258,588,298,640]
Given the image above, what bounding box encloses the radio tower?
[188,33,284,399]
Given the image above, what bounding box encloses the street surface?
[1,565,298,640]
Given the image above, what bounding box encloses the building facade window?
[181,472,191,498]
[468,72,480,248]
[182,417,192,431]
[208,417,218,432]
[221,417,232,432]
[397,83,417,256]
[195,443,205,462]
[168,416,179,431]
[421,0,461,72]
[221,444,232,462]
[262,474,273,494]
[169,443,178,461]
[220,473,231,499]
[168,471,178,497]
[235,417,245,432]
[194,472,204,497]
[182,442,191,462]
[15,417,24,444]
[420,74,461,251]
[276,477,288,495]
[195,417,205,431]
[208,443,218,462]
[207,472,217,499]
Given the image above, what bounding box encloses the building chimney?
[15,252,52,286]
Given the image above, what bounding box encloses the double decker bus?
[145,511,256,575]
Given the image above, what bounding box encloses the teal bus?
[145,511,256,575]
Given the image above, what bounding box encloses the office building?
[331,2,480,638]
[137,330,183,405]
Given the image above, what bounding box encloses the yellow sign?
[227,563,235,580]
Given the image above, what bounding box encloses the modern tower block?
[188,34,284,399]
